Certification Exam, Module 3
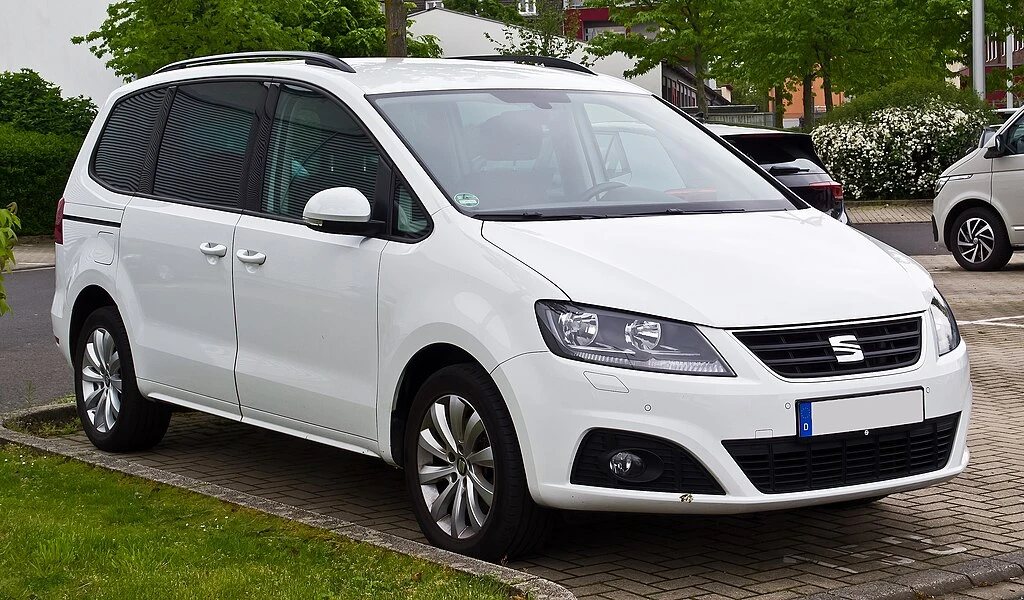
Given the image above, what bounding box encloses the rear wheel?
[951,207,1012,271]
[74,307,171,452]
[404,364,551,561]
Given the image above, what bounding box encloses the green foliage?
[813,104,985,199]
[0,443,513,599]
[0,70,98,137]
[0,202,20,316]
[73,0,441,80]
[487,4,592,64]
[444,0,525,25]
[0,125,82,238]
[819,78,992,125]
[587,0,727,113]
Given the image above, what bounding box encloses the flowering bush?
[1,202,20,316]
[811,102,985,200]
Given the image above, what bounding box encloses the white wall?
[0,0,124,102]
[409,9,661,96]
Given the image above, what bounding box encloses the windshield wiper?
[476,211,604,221]
[629,207,749,216]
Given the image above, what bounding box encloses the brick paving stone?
[846,201,932,224]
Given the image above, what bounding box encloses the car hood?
[482,209,930,328]
[943,147,985,176]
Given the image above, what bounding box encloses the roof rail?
[451,55,596,75]
[154,51,356,75]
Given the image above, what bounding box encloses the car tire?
[74,307,171,452]
[951,207,1012,271]
[404,364,552,561]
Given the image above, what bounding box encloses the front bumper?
[491,319,971,513]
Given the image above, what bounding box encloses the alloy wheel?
[79,328,122,433]
[416,394,495,539]
[956,217,995,264]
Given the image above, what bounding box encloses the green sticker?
[453,193,480,208]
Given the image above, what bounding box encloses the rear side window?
[92,88,167,193]
[154,81,266,208]
[725,135,825,172]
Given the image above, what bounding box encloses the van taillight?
[55,198,65,245]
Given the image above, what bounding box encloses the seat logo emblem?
[829,335,864,363]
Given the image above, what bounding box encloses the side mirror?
[985,134,1007,159]
[302,187,383,235]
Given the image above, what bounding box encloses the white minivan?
[934,105,1024,270]
[53,52,971,560]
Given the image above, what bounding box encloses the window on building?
[518,0,537,15]
[425,1,444,8]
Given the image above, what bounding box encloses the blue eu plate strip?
[798,402,813,437]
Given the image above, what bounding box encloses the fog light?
[609,451,645,479]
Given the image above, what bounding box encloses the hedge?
[0,124,83,236]
[811,78,989,200]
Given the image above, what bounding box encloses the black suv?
[708,124,847,222]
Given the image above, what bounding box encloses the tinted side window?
[93,88,167,193]
[1006,119,1024,154]
[154,81,266,208]
[262,85,379,220]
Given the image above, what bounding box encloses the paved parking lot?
[55,256,1024,600]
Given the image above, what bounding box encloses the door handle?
[236,249,267,265]
[199,242,228,257]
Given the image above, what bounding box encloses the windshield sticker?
[453,193,480,208]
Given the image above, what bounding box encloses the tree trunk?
[385,0,408,57]
[802,72,815,132]
[823,53,834,112]
[773,85,785,129]
[694,44,708,115]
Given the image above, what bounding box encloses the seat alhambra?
[53,52,971,561]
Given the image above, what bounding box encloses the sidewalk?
[845,200,932,224]
[11,241,56,270]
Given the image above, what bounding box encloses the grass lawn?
[0,444,517,600]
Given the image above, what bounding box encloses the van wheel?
[951,207,1012,271]
[404,364,551,561]
[74,307,171,452]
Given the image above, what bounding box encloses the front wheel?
[74,307,171,452]
[404,364,551,561]
[951,207,1012,271]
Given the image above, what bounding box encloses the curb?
[0,403,576,600]
[799,554,1024,600]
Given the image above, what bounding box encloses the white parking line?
[958,314,1024,328]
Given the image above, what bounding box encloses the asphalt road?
[852,222,949,256]
[0,268,72,413]
[0,220,944,414]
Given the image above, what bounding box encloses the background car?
[707,124,847,223]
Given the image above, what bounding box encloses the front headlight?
[929,290,961,356]
[934,174,971,196]
[535,301,734,376]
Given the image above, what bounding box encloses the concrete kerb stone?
[891,569,972,597]
[0,403,576,600]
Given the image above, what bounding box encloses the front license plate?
[797,389,925,438]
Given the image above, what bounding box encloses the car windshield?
[372,90,799,219]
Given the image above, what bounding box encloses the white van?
[53,52,971,560]
[934,106,1024,270]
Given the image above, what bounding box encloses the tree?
[487,2,593,63]
[587,0,731,114]
[444,0,525,25]
[0,202,19,316]
[0,70,97,137]
[73,0,440,80]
